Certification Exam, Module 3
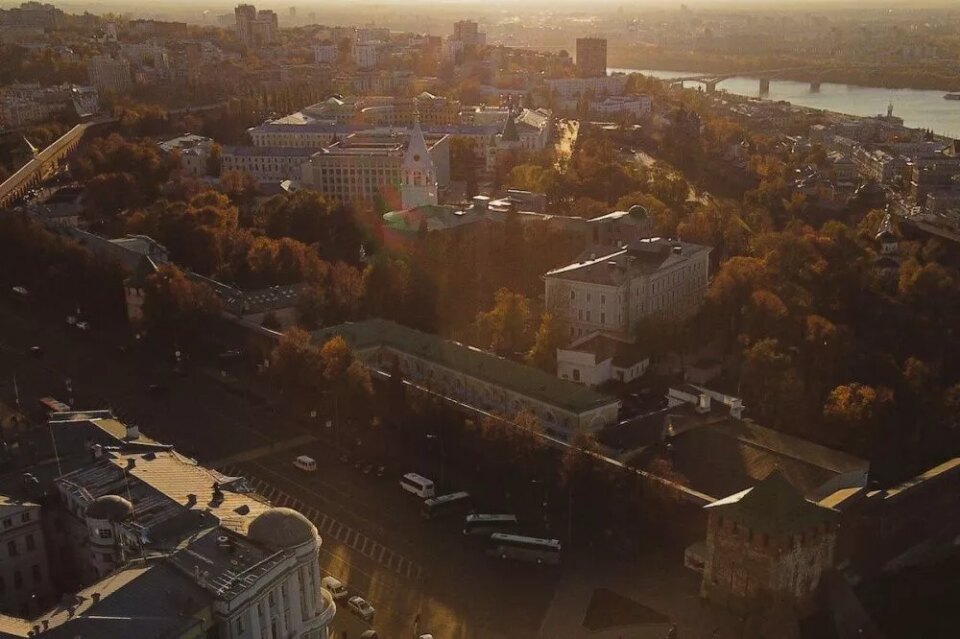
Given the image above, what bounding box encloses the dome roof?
[247,507,317,549]
[628,204,648,219]
[86,495,133,522]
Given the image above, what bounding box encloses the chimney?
[125,458,136,470]
[92,444,103,460]
[186,493,197,507]
[125,424,140,440]
[91,592,100,603]
[672,243,682,255]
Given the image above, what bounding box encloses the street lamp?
[425,433,445,485]
[531,478,550,533]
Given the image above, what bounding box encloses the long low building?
[312,319,621,439]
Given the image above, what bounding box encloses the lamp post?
[425,433,445,485]
[531,478,550,533]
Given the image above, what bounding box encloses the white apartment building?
[87,55,132,94]
[221,146,315,184]
[545,74,628,100]
[591,94,652,118]
[544,238,712,341]
[313,44,337,64]
[352,42,378,69]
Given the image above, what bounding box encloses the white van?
[293,455,317,472]
[400,473,435,498]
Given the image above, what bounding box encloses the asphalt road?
[0,298,561,639]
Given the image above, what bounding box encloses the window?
[586,293,591,302]
[31,565,40,584]
[26,534,34,551]
[13,571,22,589]
[586,311,591,322]
[236,616,245,633]
[2,518,10,529]
[600,313,606,325]
[20,513,29,523]
[601,294,606,305]
[573,369,580,382]
[570,290,575,300]
[98,528,112,539]
[7,540,17,557]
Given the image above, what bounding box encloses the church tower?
[401,121,438,209]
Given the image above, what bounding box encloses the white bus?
[487,533,561,565]
[400,473,435,498]
[421,491,471,520]
[462,514,519,536]
[293,455,317,472]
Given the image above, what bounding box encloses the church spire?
[401,119,438,209]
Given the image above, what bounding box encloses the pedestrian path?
[219,464,425,583]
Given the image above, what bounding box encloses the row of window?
[0,564,43,591]
[6,534,37,558]
[1,512,30,528]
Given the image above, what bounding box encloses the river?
[611,68,960,139]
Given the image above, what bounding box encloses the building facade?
[221,146,315,185]
[300,128,449,205]
[312,319,621,439]
[544,238,712,341]
[700,472,839,615]
[576,37,607,78]
[87,55,132,94]
[0,497,52,618]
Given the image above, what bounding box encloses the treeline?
[701,213,960,482]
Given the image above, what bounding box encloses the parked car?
[347,596,375,621]
[11,286,29,297]
[320,576,348,601]
[293,455,317,472]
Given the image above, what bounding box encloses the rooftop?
[222,145,315,158]
[705,470,839,535]
[312,319,618,415]
[545,238,711,285]
[647,414,868,500]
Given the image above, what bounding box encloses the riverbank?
[609,47,960,93]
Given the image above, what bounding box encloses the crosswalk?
[219,465,425,582]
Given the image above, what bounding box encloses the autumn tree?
[141,265,223,351]
[475,288,533,355]
[526,312,568,372]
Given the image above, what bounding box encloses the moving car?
[347,595,375,621]
[320,576,348,601]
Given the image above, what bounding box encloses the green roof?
[704,470,838,535]
[311,319,618,415]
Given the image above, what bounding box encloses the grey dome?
[247,507,317,549]
[628,204,648,219]
[86,495,133,522]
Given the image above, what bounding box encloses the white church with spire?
[401,120,439,209]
